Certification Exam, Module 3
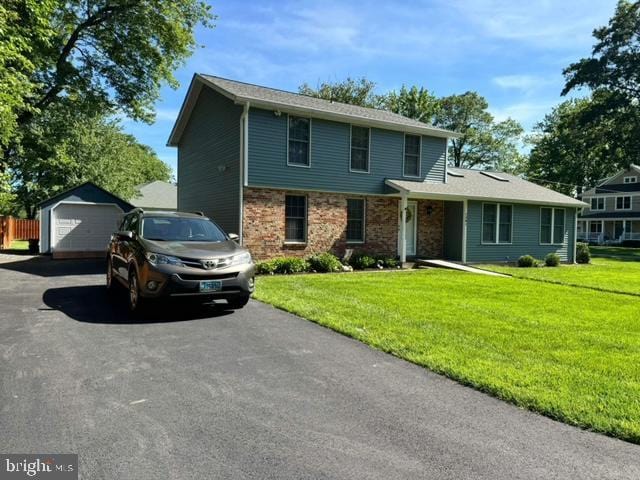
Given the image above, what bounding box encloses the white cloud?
[490,101,556,128]
[154,108,179,122]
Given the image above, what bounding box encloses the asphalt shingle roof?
[386,168,586,207]
[131,181,177,210]
[199,75,458,139]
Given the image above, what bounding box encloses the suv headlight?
[229,252,252,266]
[145,252,185,267]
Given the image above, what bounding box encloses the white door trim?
[398,200,418,257]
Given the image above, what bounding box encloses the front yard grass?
[479,258,640,296]
[255,270,640,443]
[591,245,640,260]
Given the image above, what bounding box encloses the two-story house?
[168,75,585,263]
[578,165,640,244]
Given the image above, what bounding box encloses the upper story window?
[616,196,632,210]
[540,207,565,245]
[624,176,637,184]
[288,116,310,167]
[350,126,370,173]
[285,195,307,243]
[590,197,605,211]
[403,134,421,177]
[482,203,512,244]
[346,198,365,243]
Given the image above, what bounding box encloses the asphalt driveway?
[0,257,638,479]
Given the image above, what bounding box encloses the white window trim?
[346,198,366,244]
[349,125,371,174]
[481,202,513,245]
[540,207,566,245]
[590,197,605,211]
[615,195,632,211]
[402,133,422,178]
[284,194,308,244]
[624,176,637,184]
[286,114,312,168]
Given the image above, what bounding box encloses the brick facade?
[242,187,443,261]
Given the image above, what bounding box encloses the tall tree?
[434,92,525,171]
[384,85,439,123]
[13,106,171,218]
[298,77,383,108]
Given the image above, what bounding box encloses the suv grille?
[177,272,239,281]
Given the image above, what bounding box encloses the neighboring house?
[578,165,640,244]
[130,180,177,211]
[168,74,585,263]
[38,182,133,258]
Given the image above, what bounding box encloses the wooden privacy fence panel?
[0,216,39,249]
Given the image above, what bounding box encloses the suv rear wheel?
[106,257,115,292]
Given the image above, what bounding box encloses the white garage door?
[53,203,122,252]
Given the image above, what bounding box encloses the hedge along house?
[168,75,585,263]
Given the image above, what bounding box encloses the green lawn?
[479,258,640,296]
[591,246,640,260]
[9,240,29,250]
[255,270,640,443]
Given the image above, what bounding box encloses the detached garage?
[39,183,134,258]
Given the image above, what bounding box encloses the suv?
[107,209,255,312]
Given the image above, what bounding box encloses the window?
[624,176,637,184]
[616,196,631,210]
[346,199,365,243]
[350,126,370,172]
[285,195,307,242]
[288,116,310,166]
[540,207,565,244]
[403,134,421,177]
[482,203,512,244]
[590,197,604,211]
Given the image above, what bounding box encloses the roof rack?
[193,211,205,216]
[130,207,145,214]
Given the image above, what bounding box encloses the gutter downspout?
[573,207,578,263]
[444,137,448,183]
[400,194,408,265]
[461,199,468,263]
[239,102,250,245]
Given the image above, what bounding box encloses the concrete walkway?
[417,258,509,276]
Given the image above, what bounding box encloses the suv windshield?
[141,217,227,242]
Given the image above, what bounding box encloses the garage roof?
[38,182,134,212]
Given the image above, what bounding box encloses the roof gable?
[38,182,134,211]
[131,181,177,210]
[167,74,460,146]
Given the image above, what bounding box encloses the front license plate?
[199,280,222,292]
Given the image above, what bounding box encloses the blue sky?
[122,0,619,177]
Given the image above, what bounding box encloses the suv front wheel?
[128,270,146,314]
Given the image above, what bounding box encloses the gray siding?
[443,201,463,261]
[247,108,447,194]
[582,194,640,214]
[466,201,576,263]
[177,88,243,233]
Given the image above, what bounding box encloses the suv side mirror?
[118,230,134,240]
[228,233,239,242]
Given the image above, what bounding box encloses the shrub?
[622,240,640,248]
[349,253,376,270]
[256,257,310,275]
[544,252,561,267]
[380,257,399,268]
[308,252,343,273]
[517,255,536,268]
[576,242,591,264]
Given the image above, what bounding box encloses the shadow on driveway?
[0,256,105,277]
[43,285,234,324]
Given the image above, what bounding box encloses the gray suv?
[107,209,255,312]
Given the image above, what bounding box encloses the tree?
[528,93,638,195]
[298,77,383,108]
[384,85,439,123]
[563,0,640,99]
[434,92,525,171]
[12,106,171,217]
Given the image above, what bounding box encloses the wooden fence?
[0,216,39,249]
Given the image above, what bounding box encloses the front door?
[398,201,417,256]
